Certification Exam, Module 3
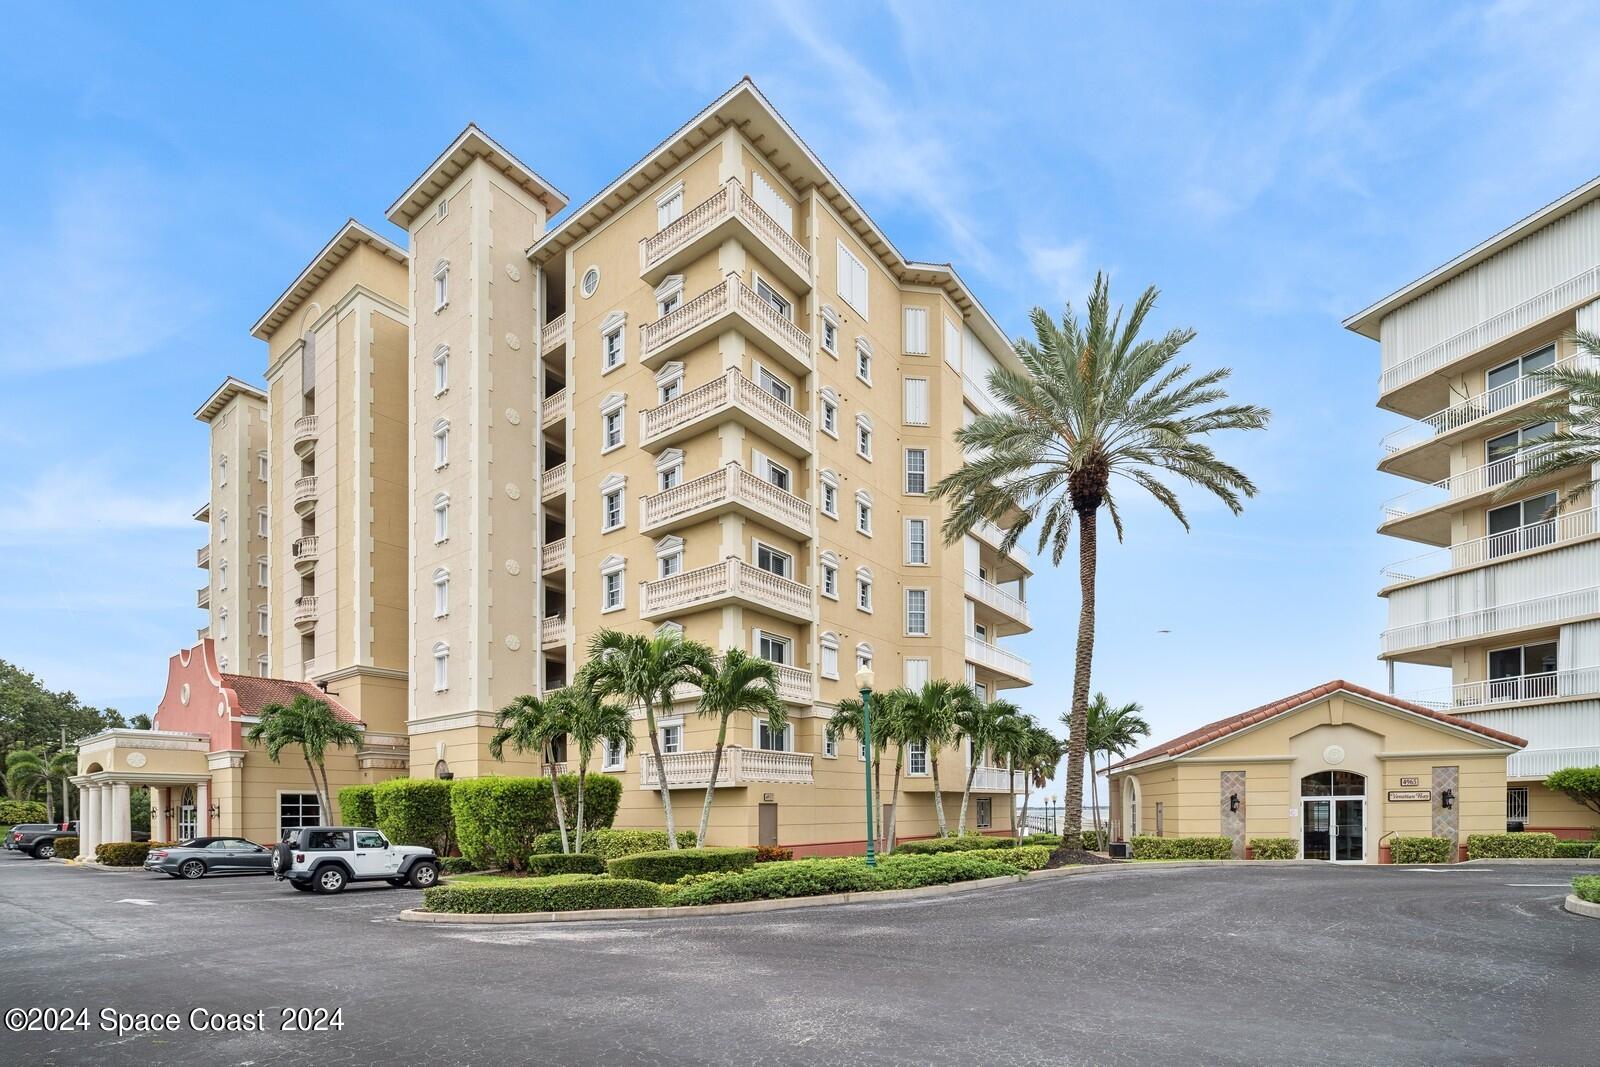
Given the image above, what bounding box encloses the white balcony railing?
[961,371,1002,416]
[972,519,1033,574]
[196,544,210,568]
[1380,585,1600,655]
[640,366,810,451]
[292,595,318,630]
[1507,745,1600,779]
[964,572,1029,627]
[1405,666,1600,710]
[964,636,1032,683]
[196,585,210,609]
[639,177,811,286]
[292,414,319,456]
[292,535,319,571]
[541,614,571,649]
[541,462,569,500]
[1380,506,1599,583]
[641,557,812,622]
[293,475,319,512]
[968,764,1025,792]
[542,388,569,428]
[641,462,812,537]
[640,746,814,790]
[773,663,814,706]
[1380,444,1559,522]
[1380,352,1588,456]
[639,274,812,373]
[540,538,569,574]
[1379,264,1600,394]
[540,313,567,353]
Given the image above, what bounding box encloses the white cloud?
[1022,239,1093,310]
[0,462,199,544]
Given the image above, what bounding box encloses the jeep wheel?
[270,843,294,876]
[407,861,439,889]
[313,866,347,894]
[290,880,313,892]
[179,859,206,880]
[33,842,55,860]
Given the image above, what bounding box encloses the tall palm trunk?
[574,755,588,853]
[1021,779,1032,836]
[304,751,330,823]
[1088,751,1102,849]
[548,742,571,854]
[1062,507,1097,846]
[930,753,949,836]
[957,757,979,835]
[886,747,904,854]
[642,699,678,848]
[1007,760,1017,838]
[697,714,731,846]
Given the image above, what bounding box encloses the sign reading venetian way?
[1387,789,1432,802]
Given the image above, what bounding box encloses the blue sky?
[3,2,1598,778]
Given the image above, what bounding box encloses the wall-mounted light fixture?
[1440,789,1454,810]
[207,803,221,818]
[1228,793,1240,813]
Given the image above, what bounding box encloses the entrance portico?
[73,730,211,856]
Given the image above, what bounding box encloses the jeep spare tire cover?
[271,842,294,874]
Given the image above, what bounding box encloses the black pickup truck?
[7,822,79,859]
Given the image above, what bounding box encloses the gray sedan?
[144,837,274,879]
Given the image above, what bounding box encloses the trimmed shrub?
[525,852,607,876]
[337,784,377,829]
[895,835,1018,855]
[53,835,79,860]
[1021,833,1061,849]
[1574,875,1600,904]
[1466,832,1558,859]
[1130,835,1233,860]
[1249,837,1298,861]
[530,828,698,858]
[1552,840,1597,858]
[95,841,172,866]
[450,775,624,872]
[1592,844,1600,859]
[608,846,758,883]
[1390,836,1454,864]
[1080,830,1108,851]
[438,856,477,875]
[872,851,1022,889]
[423,874,664,914]
[669,850,1034,907]
[0,799,48,827]
[979,845,1051,871]
[1544,766,1600,816]
[754,845,794,863]
[374,778,455,855]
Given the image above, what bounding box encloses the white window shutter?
[903,307,928,354]
[752,172,792,235]
[904,378,929,425]
[944,317,962,371]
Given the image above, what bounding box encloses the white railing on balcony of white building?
[964,572,1029,625]
[1507,745,1600,779]
[1404,665,1600,710]
[964,636,1032,682]
[639,746,814,789]
[1380,444,1559,521]
[540,313,567,352]
[1380,505,1598,583]
[1379,352,1590,456]
[1380,585,1600,654]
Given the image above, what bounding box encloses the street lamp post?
[856,666,876,867]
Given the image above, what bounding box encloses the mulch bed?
[1045,847,1122,870]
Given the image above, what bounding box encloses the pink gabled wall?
[151,640,238,751]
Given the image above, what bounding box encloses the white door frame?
[1300,794,1367,863]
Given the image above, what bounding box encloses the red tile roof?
[220,674,362,725]
[1106,679,1526,771]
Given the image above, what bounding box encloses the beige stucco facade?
[193,379,270,676]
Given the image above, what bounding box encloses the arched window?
[218,560,229,590]
[433,345,449,395]
[433,493,450,543]
[433,259,450,310]
[218,608,230,640]
[218,456,228,486]
[1299,771,1365,797]
[820,631,840,680]
[433,418,450,469]
[432,641,450,692]
[433,567,450,618]
[218,509,229,542]
[855,641,873,673]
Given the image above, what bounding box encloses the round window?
[581,266,600,298]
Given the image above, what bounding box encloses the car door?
[351,831,397,877]
[234,840,272,872]
[204,839,239,871]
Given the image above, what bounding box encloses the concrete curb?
[50,859,151,874]
[1563,894,1600,919]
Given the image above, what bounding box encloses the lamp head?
[855,667,875,692]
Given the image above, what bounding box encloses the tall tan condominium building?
[1350,174,1600,841]
[148,80,1032,851]
[193,377,270,675]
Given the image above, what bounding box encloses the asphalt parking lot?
[1,850,1595,1066]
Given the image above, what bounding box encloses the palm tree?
[989,710,1035,837]
[1490,330,1600,504]
[954,697,1022,834]
[244,694,362,824]
[831,689,909,853]
[896,680,974,837]
[562,672,634,853]
[1075,694,1152,848]
[690,650,787,846]
[931,273,1269,846]
[584,628,716,849]
[5,748,51,818]
[490,692,575,853]
[1017,725,1063,835]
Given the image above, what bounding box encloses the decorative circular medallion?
[218,701,228,718]
[505,263,521,283]
[125,752,147,769]
[1323,744,1346,766]
[179,683,190,705]
[505,332,521,351]
[504,407,521,426]
[505,635,522,652]
[504,559,521,576]
[505,483,521,501]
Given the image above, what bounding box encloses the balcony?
[1379,445,1564,547]
[196,585,210,610]
[541,614,570,650]
[640,367,810,455]
[639,273,812,377]
[1380,585,1600,659]
[641,557,812,623]
[541,388,569,429]
[540,313,568,354]
[1507,744,1600,779]
[640,746,814,791]
[641,462,813,539]
[971,520,1034,578]
[292,415,319,458]
[964,572,1031,633]
[540,538,570,575]
[773,664,814,706]
[961,371,1003,416]
[292,595,318,633]
[639,177,812,295]
[968,764,1026,793]
[540,462,569,502]
[1380,505,1600,586]
[292,475,319,517]
[1404,666,1600,712]
[965,636,1032,687]
[291,535,319,575]
[196,544,210,569]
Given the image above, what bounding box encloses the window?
[581,266,600,298]
[257,558,269,586]
[908,739,928,776]
[904,658,929,689]
[1486,491,1558,558]
[279,793,322,839]
[945,316,963,371]
[856,492,873,536]
[659,721,683,755]
[658,363,684,404]
[905,448,928,495]
[856,642,873,673]
[436,197,448,221]
[218,510,228,542]
[433,345,449,395]
[904,378,929,425]
[433,494,450,543]
[837,241,869,317]
[601,555,626,613]
[820,392,838,437]
[856,568,873,612]
[856,415,873,460]
[905,588,929,635]
[433,418,450,469]
[820,552,839,600]
[219,456,228,486]
[820,470,839,519]
[757,452,791,493]
[257,451,269,481]
[1487,640,1558,701]
[602,325,625,372]
[855,339,873,384]
[823,728,838,758]
[433,568,449,618]
[755,542,792,579]
[658,462,682,492]
[656,536,683,579]
[906,518,928,564]
[974,622,988,643]
[1486,344,1556,403]
[821,307,840,356]
[218,561,228,590]
[757,718,792,752]
[603,736,628,772]
[656,183,684,229]
[821,632,840,679]
[755,276,792,319]
[602,409,624,452]
[433,260,449,310]
[903,306,929,355]
[257,508,269,537]
[757,630,791,665]
[602,488,624,532]
[1506,786,1529,822]
[1485,421,1555,483]
[257,653,269,676]
[757,365,792,405]
[655,275,684,317]
[257,606,269,636]
[976,797,993,830]
[432,642,449,692]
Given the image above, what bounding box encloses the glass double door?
[1302,798,1364,862]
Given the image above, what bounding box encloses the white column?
[99,785,115,846]
[111,782,131,843]
[79,785,99,855]
[150,787,168,842]
[195,780,210,837]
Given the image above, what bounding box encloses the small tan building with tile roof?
[1106,681,1526,862]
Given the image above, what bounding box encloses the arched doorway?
[1123,777,1140,838]
[177,786,198,841]
[1300,771,1365,862]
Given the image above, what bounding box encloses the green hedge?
[1593,844,1600,859]
[423,874,663,913]
[95,841,173,866]
[1466,832,1558,859]
[374,778,455,855]
[1130,836,1233,860]
[670,850,1032,907]
[525,852,607,876]
[608,846,758,883]
[450,775,623,872]
[1022,833,1061,848]
[337,785,377,828]
[977,845,1050,871]
[0,799,48,827]
[531,828,697,858]
[1391,836,1455,864]
[1574,875,1600,904]
[754,846,794,862]
[1551,840,1598,858]
[54,835,79,860]
[895,835,1017,855]
[438,856,477,875]
[1248,837,1297,860]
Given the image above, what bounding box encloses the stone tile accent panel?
[1432,765,1459,844]
[1221,770,1247,858]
